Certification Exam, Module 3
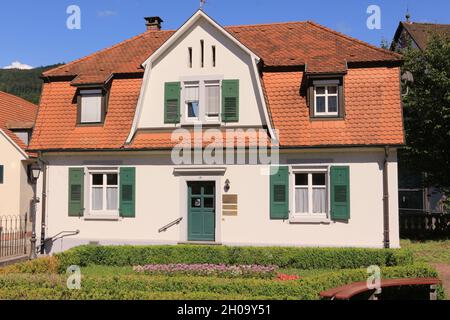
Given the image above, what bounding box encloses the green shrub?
[0,256,59,275]
[55,245,414,272]
[0,263,442,300]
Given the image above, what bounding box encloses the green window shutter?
[0,165,4,184]
[330,166,350,220]
[221,79,239,122]
[270,166,289,220]
[68,168,84,217]
[164,82,181,124]
[120,167,136,218]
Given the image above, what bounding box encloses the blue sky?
[1,0,449,69]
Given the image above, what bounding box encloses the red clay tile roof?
[0,91,38,156]
[42,21,401,85]
[264,67,404,147]
[399,22,450,50]
[30,20,404,151]
[30,79,140,150]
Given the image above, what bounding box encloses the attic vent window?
[188,47,193,68]
[212,46,216,67]
[200,40,204,68]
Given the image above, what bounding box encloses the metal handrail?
[158,217,183,233]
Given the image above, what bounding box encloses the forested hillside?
[0,64,62,104]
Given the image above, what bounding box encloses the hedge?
[0,264,443,300]
[55,245,414,272]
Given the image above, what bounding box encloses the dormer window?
[314,83,338,116]
[77,89,107,125]
[307,78,344,119]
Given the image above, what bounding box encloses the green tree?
[401,33,450,199]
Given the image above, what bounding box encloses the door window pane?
[204,197,214,208]
[192,197,202,208]
[204,184,214,195]
[191,184,201,195]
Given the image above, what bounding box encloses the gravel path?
[433,263,450,299]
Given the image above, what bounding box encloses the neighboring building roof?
[393,21,450,51]
[29,18,404,152]
[42,20,401,85]
[0,91,38,156]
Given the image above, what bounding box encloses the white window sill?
[84,215,121,221]
[289,216,331,224]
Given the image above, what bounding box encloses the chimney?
[145,16,163,31]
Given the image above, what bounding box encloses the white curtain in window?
[81,94,102,123]
[206,85,220,116]
[106,187,118,210]
[313,188,326,213]
[184,85,199,101]
[92,187,103,210]
[295,188,308,213]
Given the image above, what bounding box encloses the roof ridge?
[42,29,175,77]
[409,22,450,26]
[306,21,402,60]
[225,20,308,29]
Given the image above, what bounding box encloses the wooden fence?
[400,209,450,239]
[0,215,28,259]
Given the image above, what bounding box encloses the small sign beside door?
[222,194,238,216]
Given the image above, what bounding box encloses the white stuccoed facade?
[41,148,400,253]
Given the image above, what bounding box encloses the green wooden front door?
[188,182,215,241]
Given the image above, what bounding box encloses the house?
[0,91,38,218]
[391,17,450,216]
[29,11,404,252]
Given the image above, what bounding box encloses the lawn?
[401,239,450,264]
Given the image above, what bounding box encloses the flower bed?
[133,263,278,278]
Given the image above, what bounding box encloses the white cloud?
[3,61,34,70]
[98,10,117,17]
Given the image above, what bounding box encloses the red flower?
[276,274,300,281]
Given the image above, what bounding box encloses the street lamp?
[30,163,42,181]
[29,162,42,259]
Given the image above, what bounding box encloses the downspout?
[383,146,390,248]
[38,153,48,254]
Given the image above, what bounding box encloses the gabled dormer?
[127,10,274,142]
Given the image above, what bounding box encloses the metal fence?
[0,215,28,259]
[400,209,450,239]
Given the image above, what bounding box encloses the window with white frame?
[205,80,220,118]
[294,170,327,216]
[184,82,200,120]
[314,84,339,116]
[183,80,221,122]
[89,170,119,214]
[80,89,103,123]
